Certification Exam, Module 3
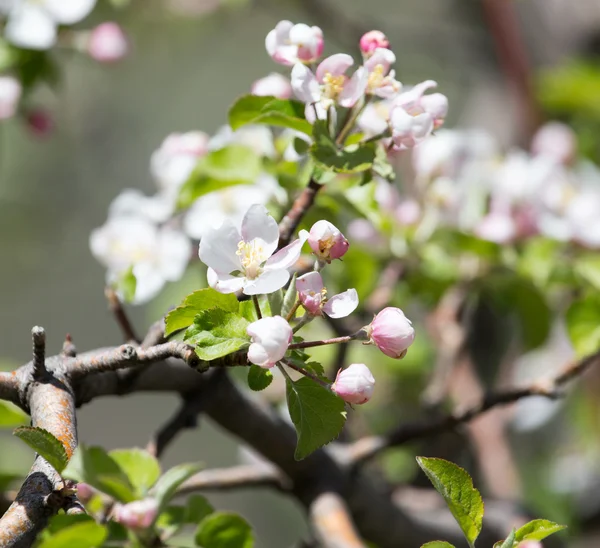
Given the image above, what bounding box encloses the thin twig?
[252,295,262,320]
[289,334,358,350]
[31,326,46,378]
[282,358,330,389]
[105,287,139,344]
[278,179,323,248]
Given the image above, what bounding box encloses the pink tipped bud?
[114,498,158,529]
[531,121,576,165]
[0,76,21,120]
[368,307,415,359]
[247,316,293,368]
[360,30,390,55]
[26,109,53,137]
[88,22,129,63]
[332,363,375,404]
[76,482,95,503]
[517,543,542,548]
[307,220,349,262]
[251,73,293,99]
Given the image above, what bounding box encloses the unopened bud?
[367,307,415,359]
[114,498,158,529]
[332,363,375,404]
[359,30,390,56]
[88,22,129,63]
[247,316,293,368]
[305,220,349,262]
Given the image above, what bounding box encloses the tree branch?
[309,493,366,548]
[278,179,323,248]
[105,287,139,344]
[0,372,19,405]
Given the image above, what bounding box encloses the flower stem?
[289,332,359,349]
[252,295,262,319]
[285,300,302,322]
[292,314,312,334]
[335,96,371,146]
[281,358,330,389]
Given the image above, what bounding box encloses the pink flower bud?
[296,272,359,318]
[531,121,576,165]
[0,76,21,120]
[266,21,324,66]
[247,316,293,368]
[368,307,415,359]
[26,109,53,137]
[251,73,292,99]
[517,543,542,548]
[76,482,95,503]
[114,498,158,529]
[332,363,375,404]
[88,23,129,63]
[306,220,349,262]
[359,30,390,55]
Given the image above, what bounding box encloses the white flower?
[90,216,191,304]
[0,76,21,120]
[265,20,323,66]
[2,0,96,50]
[247,316,292,368]
[251,73,292,99]
[199,204,307,295]
[208,125,275,159]
[108,189,174,224]
[296,272,358,318]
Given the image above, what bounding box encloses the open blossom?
[247,316,293,368]
[251,73,292,99]
[90,216,191,304]
[531,121,576,165]
[291,54,367,116]
[367,307,415,359]
[2,0,96,50]
[364,48,401,98]
[0,76,21,120]
[199,204,307,295]
[296,272,358,318]
[109,188,174,224]
[266,20,323,66]
[87,22,128,63]
[114,498,158,529]
[306,220,349,262]
[359,30,389,56]
[332,364,375,405]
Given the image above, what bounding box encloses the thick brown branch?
[309,493,366,548]
[347,349,600,464]
[0,372,19,405]
[278,179,323,248]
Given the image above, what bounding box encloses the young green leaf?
[165,288,239,337]
[195,512,254,548]
[420,542,456,548]
[267,288,283,316]
[62,445,136,503]
[281,273,298,319]
[152,462,203,512]
[416,457,484,547]
[248,365,274,391]
[286,377,346,460]
[13,426,69,473]
[566,297,600,357]
[186,494,214,523]
[0,401,28,427]
[229,94,312,135]
[493,529,516,548]
[117,266,137,303]
[156,505,186,538]
[37,521,107,548]
[513,519,566,543]
[184,308,250,360]
[109,448,161,498]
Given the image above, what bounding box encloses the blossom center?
[236,239,268,279]
[322,72,345,99]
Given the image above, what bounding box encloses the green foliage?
[247,365,273,391]
[0,401,28,427]
[420,543,456,548]
[517,237,559,287]
[281,274,298,318]
[310,121,375,174]
[184,308,250,360]
[177,145,262,209]
[267,289,283,316]
[493,520,566,547]
[117,266,137,303]
[63,445,136,503]
[416,457,484,547]
[229,94,312,135]
[566,297,600,357]
[575,253,600,290]
[195,512,254,548]
[152,462,203,513]
[109,448,161,499]
[493,529,516,548]
[186,494,215,523]
[286,377,346,460]
[165,288,239,337]
[13,427,69,474]
[36,515,107,548]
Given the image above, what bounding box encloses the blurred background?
[2,0,600,546]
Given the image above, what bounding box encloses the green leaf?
[421,543,456,548]
[575,254,600,290]
[247,365,273,391]
[166,288,239,337]
[566,297,600,357]
[153,462,203,512]
[372,143,395,181]
[195,512,254,548]
[177,145,262,208]
[184,308,250,361]
[281,274,298,318]
[37,521,107,548]
[109,448,161,498]
[310,120,375,173]
[156,506,186,538]
[13,426,69,473]
[286,377,346,460]
[416,457,484,547]
[513,519,566,543]
[493,529,516,548]
[62,445,136,503]
[0,401,28,427]
[267,289,283,316]
[229,94,312,135]
[186,494,214,523]
[115,266,137,303]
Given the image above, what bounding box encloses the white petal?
[264,233,307,271]
[131,263,165,305]
[291,63,320,104]
[157,228,191,281]
[323,288,359,318]
[42,0,96,24]
[338,67,368,108]
[198,220,242,273]
[243,269,289,295]
[208,269,245,294]
[5,4,57,50]
[296,271,324,295]
[248,342,272,368]
[241,204,279,253]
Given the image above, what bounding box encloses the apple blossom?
[87,22,129,63]
[251,73,292,99]
[291,55,367,117]
[209,124,276,158]
[306,220,349,262]
[517,543,542,548]
[364,48,401,98]
[331,363,375,405]
[475,212,517,244]
[247,316,293,368]
[199,204,307,295]
[108,189,174,224]
[114,498,158,529]
[359,30,390,56]
[266,20,324,66]
[396,199,422,226]
[531,121,576,165]
[358,99,394,137]
[296,272,359,318]
[2,0,96,50]
[367,307,415,359]
[0,76,21,120]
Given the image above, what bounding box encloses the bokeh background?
[2,0,600,545]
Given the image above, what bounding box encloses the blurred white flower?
[0,76,21,120]
[109,189,174,224]
[251,73,292,99]
[209,125,275,158]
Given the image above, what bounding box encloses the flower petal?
[207,269,245,294]
[291,63,320,104]
[339,67,368,108]
[43,0,96,24]
[323,288,359,318]
[296,271,324,294]
[316,53,353,82]
[364,47,396,73]
[264,232,307,271]
[5,3,57,50]
[241,204,279,254]
[243,269,290,295]
[198,219,242,274]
